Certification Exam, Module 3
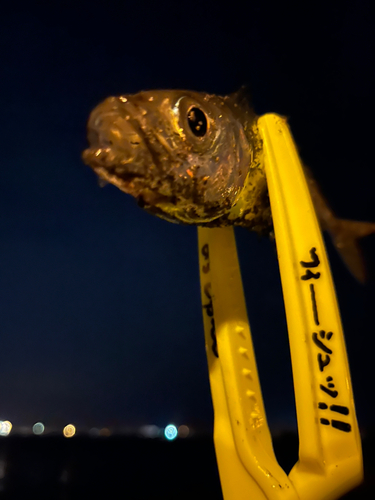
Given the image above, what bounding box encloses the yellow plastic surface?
[198,113,363,500]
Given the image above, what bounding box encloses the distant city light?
[178,425,190,438]
[140,425,160,438]
[164,424,178,441]
[89,427,100,437]
[99,428,111,437]
[0,421,12,437]
[63,424,76,438]
[32,422,45,435]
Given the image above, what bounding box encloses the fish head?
[82,90,256,224]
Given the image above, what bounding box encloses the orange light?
[63,424,76,438]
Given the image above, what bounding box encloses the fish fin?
[303,165,375,283]
[228,86,253,108]
[226,86,255,115]
[328,218,375,283]
[226,86,257,140]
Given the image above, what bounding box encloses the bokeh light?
[99,428,111,437]
[178,424,190,438]
[140,425,160,438]
[32,422,45,435]
[0,421,12,436]
[63,424,76,438]
[164,424,178,441]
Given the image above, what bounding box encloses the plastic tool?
[198,113,363,500]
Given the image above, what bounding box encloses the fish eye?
[187,106,208,137]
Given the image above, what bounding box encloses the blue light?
[32,422,45,435]
[164,424,178,440]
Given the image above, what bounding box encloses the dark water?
[0,432,372,499]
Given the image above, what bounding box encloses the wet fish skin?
[82,89,271,231]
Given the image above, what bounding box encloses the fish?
[82,88,375,282]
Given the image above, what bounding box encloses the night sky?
[1,2,374,434]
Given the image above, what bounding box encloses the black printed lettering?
[330,405,349,415]
[320,384,338,398]
[301,269,321,280]
[310,284,320,325]
[201,244,209,260]
[201,281,218,357]
[331,420,351,432]
[202,262,210,273]
[300,247,320,268]
[312,331,333,354]
[203,300,214,317]
[318,402,349,415]
[320,417,352,432]
[318,353,331,372]
[210,318,218,358]
[204,282,212,301]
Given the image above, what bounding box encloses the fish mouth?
[82,146,135,171]
[82,146,173,208]
[82,147,144,194]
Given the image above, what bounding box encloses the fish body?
[83,89,375,281]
